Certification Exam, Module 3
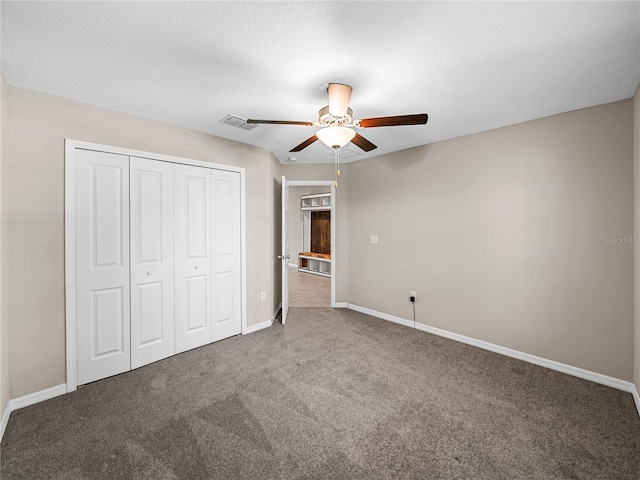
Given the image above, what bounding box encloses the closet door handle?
[194,265,200,270]
[146,271,152,276]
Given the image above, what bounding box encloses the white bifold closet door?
[211,169,242,341]
[174,166,241,349]
[130,157,175,368]
[174,164,212,353]
[75,150,131,385]
[74,148,242,386]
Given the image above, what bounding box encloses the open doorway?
[288,186,331,307]
[280,178,335,324]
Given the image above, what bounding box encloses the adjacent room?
[287,185,332,308]
[1,1,639,478]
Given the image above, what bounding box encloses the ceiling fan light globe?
[317,126,356,149]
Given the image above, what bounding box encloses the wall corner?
[0,73,12,420]
[633,81,640,397]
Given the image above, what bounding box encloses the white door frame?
[64,139,247,393]
[284,180,337,309]
[281,177,290,324]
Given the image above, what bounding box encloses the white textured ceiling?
[2,1,639,164]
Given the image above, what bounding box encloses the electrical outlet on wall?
[370,235,379,244]
[260,291,267,301]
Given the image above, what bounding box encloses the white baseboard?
[346,303,637,399]
[244,319,273,334]
[0,402,10,442]
[632,385,640,418]
[9,383,67,411]
[243,303,281,335]
[348,303,414,328]
[413,321,634,393]
[0,383,67,442]
[333,301,348,309]
[288,263,298,269]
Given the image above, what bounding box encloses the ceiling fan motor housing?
[318,105,353,127]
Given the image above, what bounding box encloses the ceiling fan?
[247,83,428,153]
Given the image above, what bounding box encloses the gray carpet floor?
[1,307,639,479]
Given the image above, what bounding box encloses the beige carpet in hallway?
[288,265,331,307]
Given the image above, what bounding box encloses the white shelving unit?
[298,253,331,277]
[301,192,331,211]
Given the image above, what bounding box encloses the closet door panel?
[76,149,131,385]
[175,164,212,353]
[137,281,163,343]
[215,271,233,322]
[185,276,207,329]
[211,170,242,341]
[92,288,125,355]
[130,157,175,368]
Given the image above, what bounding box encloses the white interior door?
[75,149,131,385]
[211,169,242,341]
[130,157,175,368]
[174,164,212,353]
[281,176,289,324]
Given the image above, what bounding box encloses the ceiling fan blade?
[246,119,313,126]
[359,114,428,128]
[290,135,319,152]
[351,133,377,152]
[328,83,353,117]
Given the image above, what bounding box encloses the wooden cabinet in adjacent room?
[298,192,331,277]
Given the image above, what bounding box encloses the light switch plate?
[370,235,379,245]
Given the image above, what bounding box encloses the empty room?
[1,1,639,478]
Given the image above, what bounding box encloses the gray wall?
[634,84,640,392]
[346,100,634,381]
[1,75,9,415]
[5,85,277,398]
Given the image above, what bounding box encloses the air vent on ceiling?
[327,147,361,159]
[219,114,258,131]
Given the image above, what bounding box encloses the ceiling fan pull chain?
[334,148,339,188]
